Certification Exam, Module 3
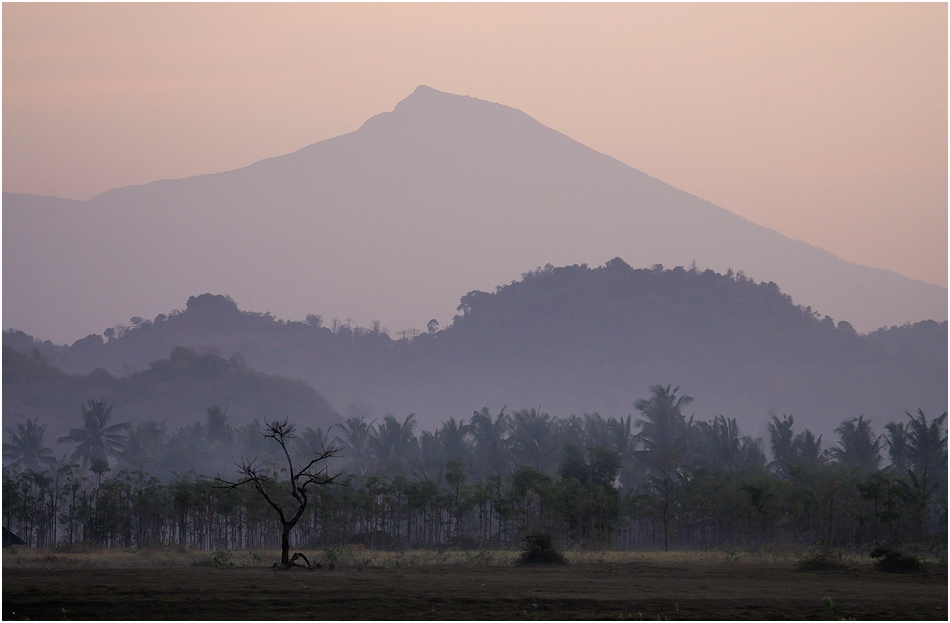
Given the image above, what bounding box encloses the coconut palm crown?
[57,398,131,469]
[3,418,57,472]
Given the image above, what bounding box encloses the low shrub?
[869,546,926,574]
[194,548,234,568]
[516,533,566,566]
[796,543,853,571]
[323,547,341,566]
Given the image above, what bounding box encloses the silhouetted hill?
[421,261,946,435]
[2,343,341,442]
[5,261,945,439]
[3,86,945,345]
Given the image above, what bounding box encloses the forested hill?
[421,260,946,437]
[442,259,946,373]
[2,344,341,443]
[4,260,946,438]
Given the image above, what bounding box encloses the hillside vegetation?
[3,344,339,446]
[4,260,946,437]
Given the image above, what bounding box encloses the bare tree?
[217,418,340,568]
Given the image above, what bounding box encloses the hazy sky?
[3,3,947,287]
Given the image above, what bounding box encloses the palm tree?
[296,426,335,461]
[634,384,694,551]
[896,468,941,541]
[695,415,745,473]
[439,417,471,464]
[767,413,795,474]
[738,436,767,472]
[582,413,610,449]
[470,406,512,478]
[509,407,557,471]
[3,419,56,472]
[559,414,586,448]
[417,430,442,478]
[121,420,167,473]
[333,415,375,478]
[204,405,233,445]
[604,414,642,490]
[904,409,948,482]
[883,421,909,472]
[830,416,881,474]
[606,415,638,462]
[791,429,823,467]
[57,399,130,469]
[370,414,419,475]
[634,384,694,469]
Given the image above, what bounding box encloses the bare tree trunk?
[663,477,671,552]
[281,522,292,565]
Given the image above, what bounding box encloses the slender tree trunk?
[663,478,671,552]
[281,521,292,565]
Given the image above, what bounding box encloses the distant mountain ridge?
[5,261,945,440]
[2,85,945,344]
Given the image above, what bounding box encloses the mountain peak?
[393,84,454,112]
[3,86,946,346]
[389,85,517,119]
[410,84,442,96]
[357,85,520,137]
[402,84,466,103]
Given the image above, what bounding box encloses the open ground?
[3,549,946,620]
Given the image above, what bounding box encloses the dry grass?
[342,544,862,569]
[2,546,257,569]
[3,543,865,570]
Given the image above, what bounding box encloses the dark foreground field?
[3,558,946,621]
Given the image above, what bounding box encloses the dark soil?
[3,561,946,620]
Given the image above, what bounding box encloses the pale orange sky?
[3,3,947,287]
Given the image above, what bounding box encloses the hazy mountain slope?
[3,85,946,344]
[420,261,946,438]
[5,263,945,441]
[2,343,341,442]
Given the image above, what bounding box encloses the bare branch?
[264,417,298,478]
[264,418,297,445]
[295,447,341,481]
[215,457,272,489]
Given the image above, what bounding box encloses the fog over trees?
[4,388,945,555]
[4,260,944,555]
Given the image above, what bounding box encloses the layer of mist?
[5,260,945,443]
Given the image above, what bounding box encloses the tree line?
[3,387,946,556]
